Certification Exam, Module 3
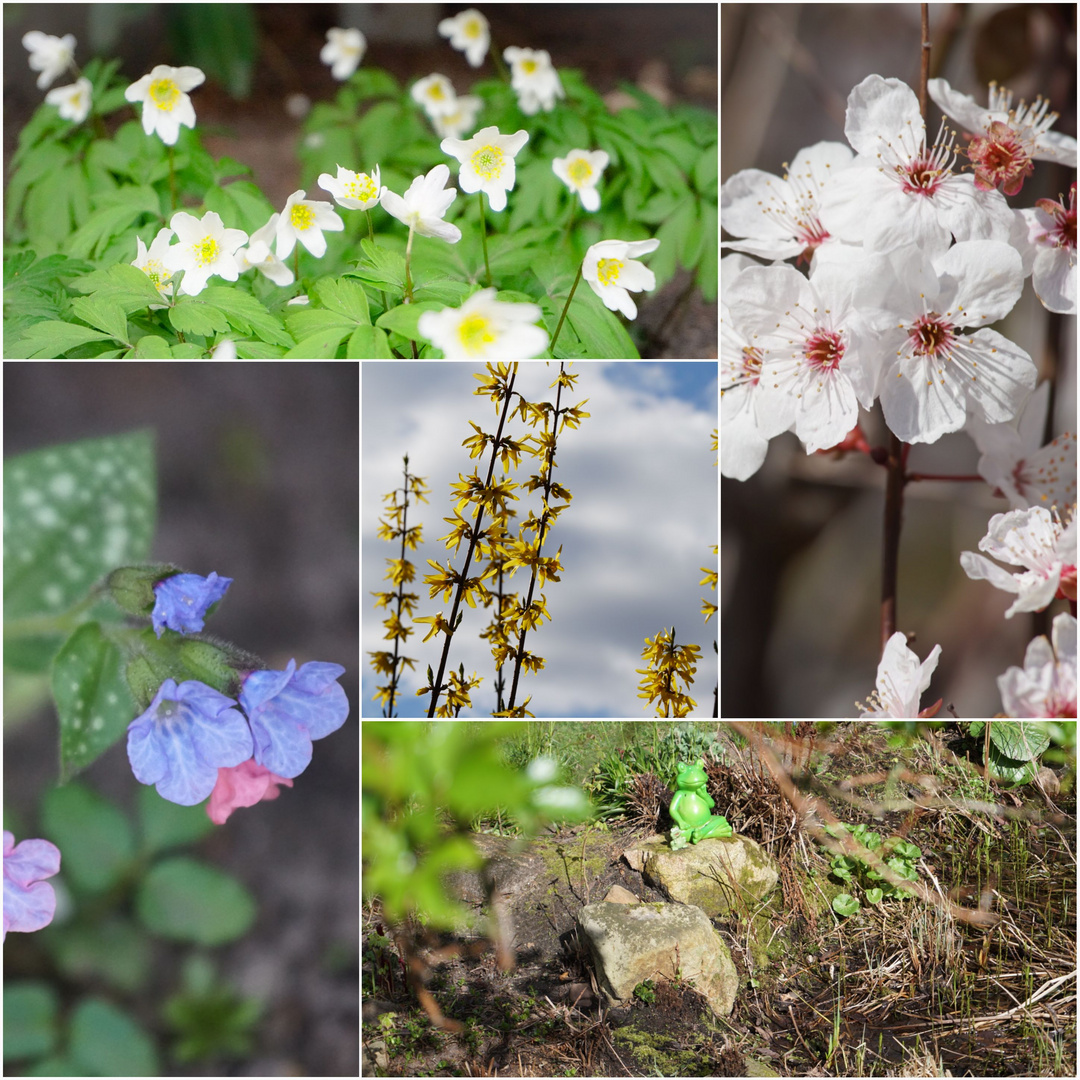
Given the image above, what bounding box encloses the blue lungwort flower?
[240,660,349,779]
[152,571,232,637]
[128,679,253,805]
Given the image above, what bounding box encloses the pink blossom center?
[742,345,763,385]
[1035,181,1077,252]
[907,314,953,358]
[899,154,944,197]
[968,121,1034,196]
[803,330,844,372]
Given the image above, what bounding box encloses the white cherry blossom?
[818,75,1013,255]
[960,505,1077,618]
[720,141,853,265]
[853,240,1036,444]
[966,382,1077,510]
[1017,181,1077,315]
[998,614,1077,718]
[854,632,942,718]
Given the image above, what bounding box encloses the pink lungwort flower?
[998,613,1077,718]
[720,141,853,265]
[960,505,1077,618]
[855,240,1035,444]
[3,832,61,942]
[207,760,293,825]
[819,75,1013,255]
[855,632,943,718]
[723,261,873,455]
[966,381,1077,510]
[928,78,1077,196]
[1019,181,1077,315]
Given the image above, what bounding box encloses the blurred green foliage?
[362,721,590,928]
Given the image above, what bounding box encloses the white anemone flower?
[125,64,205,146]
[238,214,294,286]
[431,96,483,140]
[22,31,75,90]
[411,74,460,119]
[275,190,344,259]
[552,149,609,211]
[132,227,176,308]
[583,238,660,321]
[417,288,548,359]
[318,164,384,211]
[380,164,462,243]
[998,614,1078,718]
[46,77,92,124]
[854,240,1036,444]
[440,126,529,212]
[503,47,565,115]
[438,8,490,68]
[818,75,1014,255]
[721,141,854,265]
[854,632,943,718]
[960,505,1077,618]
[966,382,1077,511]
[163,210,247,296]
[211,339,238,360]
[321,27,366,81]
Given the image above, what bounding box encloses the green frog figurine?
[669,759,732,845]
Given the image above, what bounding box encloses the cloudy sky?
[362,362,718,718]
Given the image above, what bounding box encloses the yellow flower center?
[597,257,623,285]
[429,83,446,101]
[471,145,505,181]
[568,159,593,186]
[346,175,378,202]
[144,260,172,293]
[291,203,315,230]
[195,236,219,266]
[522,59,538,74]
[465,18,482,38]
[458,313,495,355]
[150,78,180,112]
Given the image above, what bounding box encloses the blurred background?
[3,363,359,1075]
[721,4,1077,717]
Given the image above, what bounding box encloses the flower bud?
[106,564,181,617]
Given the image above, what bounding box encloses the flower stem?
[561,200,577,250]
[294,247,300,283]
[404,226,415,303]
[167,145,177,211]
[478,193,492,287]
[549,263,583,355]
[365,210,375,244]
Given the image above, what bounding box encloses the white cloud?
[362,361,718,717]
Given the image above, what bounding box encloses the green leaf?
[8,320,115,359]
[68,262,168,311]
[377,301,443,341]
[4,430,156,621]
[693,146,718,198]
[52,622,134,780]
[347,324,395,358]
[69,295,129,345]
[354,238,406,288]
[137,784,215,857]
[167,3,258,99]
[136,857,256,945]
[41,783,135,894]
[65,186,160,260]
[2,982,60,1061]
[170,295,231,337]
[68,998,159,1077]
[199,286,294,347]
[47,918,152,995]
[865,887,884,905]
[565,283,639,359]
[315,276,371,324]
[832,893,860,917]
[988,720,1051,763]
[131,334,173,358]
[698,201,718,302]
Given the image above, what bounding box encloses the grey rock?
[576,901,739,1018]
